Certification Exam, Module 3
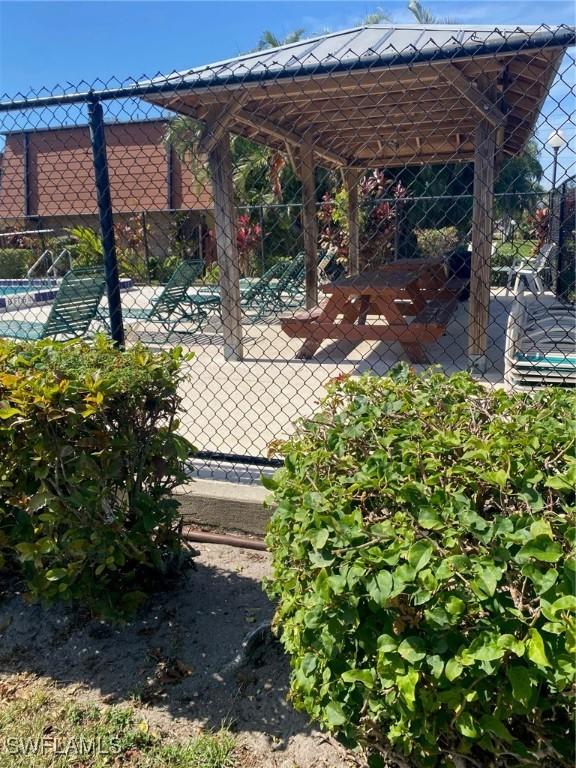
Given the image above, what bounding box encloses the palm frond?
[363,9,391,25]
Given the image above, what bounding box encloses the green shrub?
[66,226,103,268]
[204,263,220,285]
[265,366,576,768]
[415,227,460,260]
[0,336,194,617]
[0,248,35,279]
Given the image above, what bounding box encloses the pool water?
[0,286,37,297]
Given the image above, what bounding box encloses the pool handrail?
[26,247,72,279]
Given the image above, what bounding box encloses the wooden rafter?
[438,64,506,127]
[234,108,348,167]
[197,95,248,154]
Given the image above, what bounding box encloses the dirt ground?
[0,542,357,768]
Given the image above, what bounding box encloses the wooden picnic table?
[281,259,465,363]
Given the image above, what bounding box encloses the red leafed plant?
[236,214,262,275]
[527,205,550,253]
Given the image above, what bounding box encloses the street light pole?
[546,130,567,249]
[551,145,559,190]
[547,129,567,191]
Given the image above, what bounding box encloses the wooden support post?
[298,137,318,309]
[344,168,361,276]
[469,118,496,373]
[208,131,243,361]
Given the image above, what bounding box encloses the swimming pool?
[0,278,133,313]
[0,279,59,311]
[0,285,51,297]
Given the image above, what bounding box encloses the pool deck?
[3,285,522,458]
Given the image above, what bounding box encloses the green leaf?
[528,519,553,540]
[542,621,564,635]
[418,508,443,530]
[550,595,576,614]
[377,634,397,654]
[482,469,508,488]
[526,628,551,668]
[445,595,465,616]
[479,714,513,742]
[0,404,21,419]
[472,562,504,597]
[308,550,334,568]
[517,536,562,564]
[507,665,534,707]
[444,659,464,682]
[45,568,67,582]
[367,571,393,605]
[341,669,374,688]
[407,541,434,572]
[325,701,347,727]
[260,475,279,491]
[456,711,478,738]
[311,529,329,549]
[396,669,419,709]
[15,542,35,560]
[423,655,442,680]
[397,637,426,663]
[498,634,525,656]
[546,474,573,491]
[464,634,506,662]
[521,564,558,595]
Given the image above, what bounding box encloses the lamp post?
[547,129,567,190]
[546,130,567,288]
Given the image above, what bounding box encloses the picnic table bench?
[281,259,467,363]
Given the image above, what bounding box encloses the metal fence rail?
[0,22,574,480]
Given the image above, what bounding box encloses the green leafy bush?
[265,366,575,768]
[0,336,194,617]
[66,226,103,268]
[204,263,220,285]
[0,248,35,279]
[415,227,460,259]
[66,225,148,280]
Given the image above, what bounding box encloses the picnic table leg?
[295,293,359,359]
[356,295,370,326]
[376,290,430,364]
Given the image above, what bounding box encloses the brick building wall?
[0,119,212,220]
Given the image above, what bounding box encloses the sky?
[0,0,574,182]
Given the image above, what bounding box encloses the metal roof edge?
[0,25,573,112]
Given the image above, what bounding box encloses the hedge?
[265,366,575,768]
[0,336,194,617]
[0,248,35,279]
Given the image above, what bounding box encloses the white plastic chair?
[506,242,556,295]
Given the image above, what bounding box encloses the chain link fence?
[0,23,574,480]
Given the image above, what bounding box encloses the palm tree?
[256,29,305,50]
[165,27,310,205]
[362,9,391,24]
[407,0,456,24]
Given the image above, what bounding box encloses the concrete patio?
[0,285,556,458]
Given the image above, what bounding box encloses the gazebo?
[145,23,575,369]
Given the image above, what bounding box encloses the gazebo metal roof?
[146,23,575,168]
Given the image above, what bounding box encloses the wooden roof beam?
[197,94,249,154]
[438,65,506,127]
[349,153,475,168]
[234,108,348,167]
